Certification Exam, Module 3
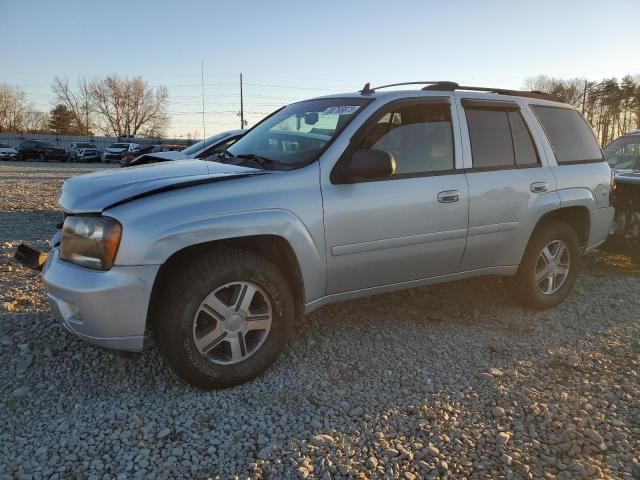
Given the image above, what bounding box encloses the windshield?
[109,143,130,149]
[77,143,95,148]
[41,142,56,148]
[604,135,640,170]
[224,98,370,169]
[183,132,236,155]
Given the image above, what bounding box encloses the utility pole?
[239,73,245,129]
[581,79,588,115]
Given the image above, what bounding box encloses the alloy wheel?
[535,240,571,295]
[192,281,272,365]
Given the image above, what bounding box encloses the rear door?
[456,95,559,270]
[321,96,469,294]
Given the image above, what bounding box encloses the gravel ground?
[0,161,639,480]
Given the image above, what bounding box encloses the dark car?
[120,144,184,167]
[17,140,68,162]
[604,130,640,262]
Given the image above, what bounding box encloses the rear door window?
[509,111,539,167]
[531,106,602,164]
[464,103,540,169]
[465,109,514,168]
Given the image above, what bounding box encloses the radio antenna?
[201,59,206,146]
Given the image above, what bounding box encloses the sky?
[1,0,638,138]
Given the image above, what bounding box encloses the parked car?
[0,142,18,160]
[120,144,185,167]
[603,130,640,261]
[103,142,141,163]
[16,140,68,162]
[19,81,614,389]
[125,130,244,167]
[68,142,101,163]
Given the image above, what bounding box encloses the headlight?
[60,216,122,270]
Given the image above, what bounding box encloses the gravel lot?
[1,161,639,480]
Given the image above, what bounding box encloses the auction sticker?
[322,105,361,115]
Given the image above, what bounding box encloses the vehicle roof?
[305,86,570,108]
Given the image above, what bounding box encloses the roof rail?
[359,81,454,94]
[359,81,559,101]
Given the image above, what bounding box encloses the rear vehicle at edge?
[602,129,640,261]
[28,82,613,389]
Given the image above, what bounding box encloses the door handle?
[437,190,460,203]
[530,182,549,193]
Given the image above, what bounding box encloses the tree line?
[524,75,640,146]
[0,76,169,137]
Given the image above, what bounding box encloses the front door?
[321,97,469,294]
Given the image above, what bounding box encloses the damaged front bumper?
[16,244,159,351]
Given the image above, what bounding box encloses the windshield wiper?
[211,151,278,170]
[235,154,277,169]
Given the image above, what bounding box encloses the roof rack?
[359,81,558,101]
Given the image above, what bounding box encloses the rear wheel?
[153,249,295,389]
[507,220,581,309]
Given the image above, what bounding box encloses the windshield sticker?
[322,105,360,115]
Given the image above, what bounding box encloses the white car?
[103,142,141,163]
[0,143,18,160]
[131,130,244,165]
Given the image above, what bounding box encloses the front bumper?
[42,248,160,351]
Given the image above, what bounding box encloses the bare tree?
[22,109,49,133]
[523,75,585,107]
[0,83,28,132]
[88,75,169,136]
[52,77,93,135]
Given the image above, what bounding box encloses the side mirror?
[342,148,396,182]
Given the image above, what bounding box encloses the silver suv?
[33,81,614,388]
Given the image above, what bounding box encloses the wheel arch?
[534,206,591,248]
[148,234,307,324]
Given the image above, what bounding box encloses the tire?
[152,249,295,389]
[506,220,581,309]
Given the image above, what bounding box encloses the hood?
[106,147,127,153]
[0,147,17,153]
[58,159,263,213]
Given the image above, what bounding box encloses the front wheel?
[506,220,581,309]
[152,249,295,389]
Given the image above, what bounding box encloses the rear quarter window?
[531,105,603,164]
